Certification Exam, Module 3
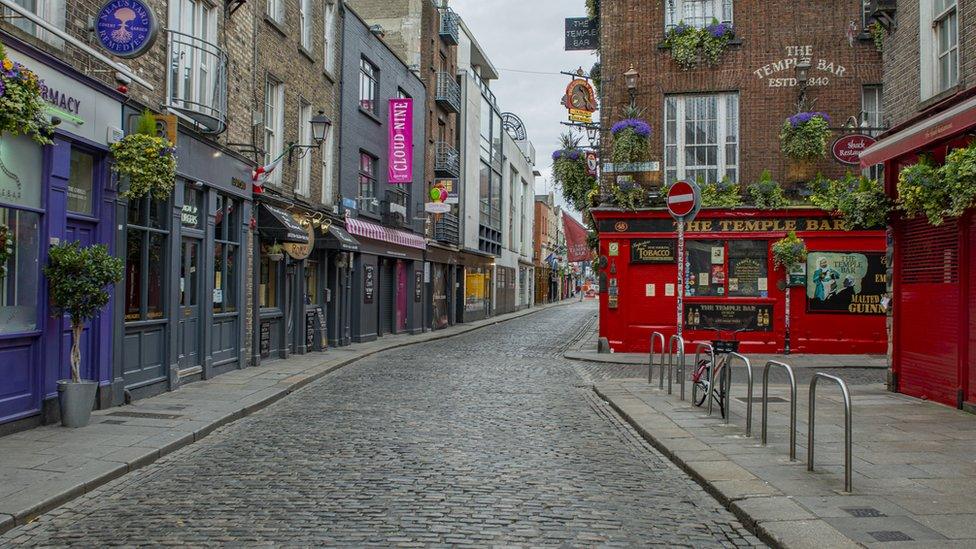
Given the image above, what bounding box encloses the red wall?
[595,209,886,354]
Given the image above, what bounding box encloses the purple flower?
[0,80,5,98]
[670,22,692,36]
[552,150,563,161]
[566,149,582,161]
[787,111,830,127]
[706,22,733,38]
[611,118,652,138]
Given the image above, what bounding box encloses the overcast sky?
[451,0,595,220]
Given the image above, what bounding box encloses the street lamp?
[624,64,639,103]
[288,110,333,163]
[585,124,599,147]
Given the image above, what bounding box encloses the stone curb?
[592,384,857,549]
[566,351,888,368]
[0,302,568,535]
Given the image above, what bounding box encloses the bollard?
[808,372,853,493]
[761,360,797,461]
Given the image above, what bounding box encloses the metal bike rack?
[808,372,853,493]
[667,335,685,397]
[650,331,665,387]
[706,353,731,419]
[725,353,754,436]
[761,360,797,460]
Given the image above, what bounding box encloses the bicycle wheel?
[717,362,728,419]
[691,360,709,407]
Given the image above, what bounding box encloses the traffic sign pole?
[667,181,701,343]
[676,218,684,339]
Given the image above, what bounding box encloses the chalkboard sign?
[415,271,423,302]
[565,17,599,51]
[259,320,271,358]
[305,309,317,349]
[363,264,375,303]
[316,308,327,348]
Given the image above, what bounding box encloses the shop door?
[898,218,960,406]
[968,217,976,404]
[396,261,408,332]
[432,265,448,330]
[62,221,97,381]
[178,238,201,371]
[379,260,395,336]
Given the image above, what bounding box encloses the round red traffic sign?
[667,180,699,219]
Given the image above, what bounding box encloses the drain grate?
[107,411,182,420]
[868,531,913,542]
[101,419,127,425]
[843,507,887,518]
[735,396,788,404]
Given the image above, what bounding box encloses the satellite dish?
[502,112,527,141]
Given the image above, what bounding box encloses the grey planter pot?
[57,380,97,428]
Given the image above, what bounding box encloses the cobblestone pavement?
[4,303,762,547]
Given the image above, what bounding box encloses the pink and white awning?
[345,217,426,250]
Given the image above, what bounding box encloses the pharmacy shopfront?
[0,38,124,429]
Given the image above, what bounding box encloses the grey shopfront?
[116,120,252,401]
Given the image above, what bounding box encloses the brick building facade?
[597,0,883,190]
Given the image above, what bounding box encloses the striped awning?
[345,217,426,250]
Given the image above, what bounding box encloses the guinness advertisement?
[630,239,676,264]
[685,303,773,332]
[599,217,849,234]
[806,252,886,315]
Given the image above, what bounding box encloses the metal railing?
[649,332,665,386]
[667,335,684,396]
[436,72,461,114]
[434,141,460,177]
[728,353,754,436]
[808,372,854,492]
[761,360,798,461]
[438,7,459,44]
[433,212,459,244]
[165,29,228,134]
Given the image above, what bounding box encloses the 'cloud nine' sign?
[388,98,414,184]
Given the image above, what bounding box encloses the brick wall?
[599,0,883,190]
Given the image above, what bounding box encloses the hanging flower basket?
[552,133,597,212]
[0,223,13,280]
[610,118,651,164]
[0,43,54,145]
[772,231,808,271]
[267,243,285,262]
[110,110,177,201]
[780,112,832,162]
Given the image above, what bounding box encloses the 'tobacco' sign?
[832,134,877,166]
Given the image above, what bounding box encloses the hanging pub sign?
[282,214,315,260]
[388,98,414,184]
[562,78,597,124]
[630,239,676,264]
[685,303,774,332]
[806,252,886,315]
[363,264,375,303]
[832,134,877,166]
[95,0,159,58]
[565,17,599,51]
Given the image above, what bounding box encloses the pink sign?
[388,98,414,184]
[832,134,877,166]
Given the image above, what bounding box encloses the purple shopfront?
[0,37,123,431]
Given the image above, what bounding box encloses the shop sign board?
[565,17,599,51]
[752,45,846,89]
[585,152,599,176]
[363,264,375,303]
[630,239,676,264]
[832,134,877,165]
[282,214,314,260]
[597,216,851,233]
[415,271,423,302]
[95,0,159,58]
[806,252,886,314]
[388,98,414,184]
[602,161,660,173]
[685,303,774,332]
[563,78,597,124]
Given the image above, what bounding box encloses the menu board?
[415,271,423,302]
[363,264,375,303]
[259,320,271,358]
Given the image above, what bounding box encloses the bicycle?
[691,328,746,418]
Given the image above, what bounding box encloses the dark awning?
[258,203,309,244]
[318,224,361,252]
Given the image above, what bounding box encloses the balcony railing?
[435,72,461,114]
[439,8,459,45]
[433,212,459,245]
[434,141,460,177]
[165,29,228,134]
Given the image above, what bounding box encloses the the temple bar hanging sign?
[565,17,599,51]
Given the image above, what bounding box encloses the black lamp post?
[288,110,333,163]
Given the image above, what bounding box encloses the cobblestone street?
[4,303,761,547]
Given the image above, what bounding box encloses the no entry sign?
[667,180,700,220]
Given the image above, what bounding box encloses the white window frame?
[264,77,284,186]
[167,0,218,115]
[664,93,739,186]
[267,0,282,22]
[323,1,338,74]
[921,0,959,100]
[296,99,312,196]
[299,0,313,51]
[665,0,733,30]
[4,0,65,46]
[862,85,884,180]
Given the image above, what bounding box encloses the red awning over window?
[861,94,976,167]
[345,217,426,250]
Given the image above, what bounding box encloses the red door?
[897,218,961,406]
[396,261,408,333]
[967,215,976,404]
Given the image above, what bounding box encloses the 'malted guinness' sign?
[631,239,676,264]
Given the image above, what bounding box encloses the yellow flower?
[1,59,12,71]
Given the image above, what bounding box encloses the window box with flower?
[661,19,738,70]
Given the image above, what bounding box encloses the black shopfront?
[116,119,252,401]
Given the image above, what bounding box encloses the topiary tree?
[44,242,124,383]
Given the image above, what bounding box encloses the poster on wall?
[363,264,375,304]
[685,303,773,332]
[806,252,886,314]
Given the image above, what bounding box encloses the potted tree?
[44,241,124,427]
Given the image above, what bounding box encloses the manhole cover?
[843,507,887,518]
[107,411,182,420]
[869,531,913,542]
